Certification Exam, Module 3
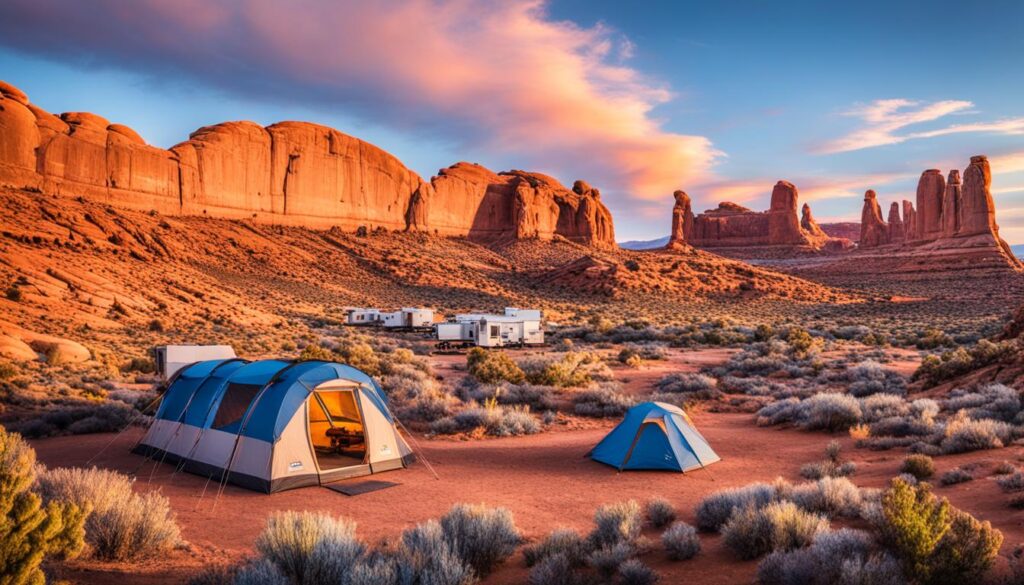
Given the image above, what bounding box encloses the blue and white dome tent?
[134,358,414,492]
[588,402,720,472]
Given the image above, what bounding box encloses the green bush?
[36,466,180,561]
[467,348,525,384]
[878,478,949,581]
[1,428,86,584]
[901,454,936,480]
[928,508,1002,585]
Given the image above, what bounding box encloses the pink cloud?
[0,0,720,203]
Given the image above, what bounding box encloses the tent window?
[212,383,261,430]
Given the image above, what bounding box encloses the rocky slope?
[0,80,614,248]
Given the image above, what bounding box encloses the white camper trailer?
[382,308,434,330]
[153,345,236,381]
[475,315,545,348]
[346,308,382,326]
[435,309,544,349]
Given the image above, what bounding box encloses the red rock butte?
[0,80,615,248]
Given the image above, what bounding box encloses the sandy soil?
[33,408,1024,584]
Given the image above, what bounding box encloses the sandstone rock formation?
[852,156,1020,271]
[768,181,806,245]
[887,202,905,243]
[942,169,962,237]
[961,155,997,237]
[915,169,946,241]
[668,190,694,247]
[800,203,825,238]
[0,80,615,248]
[859,190,889,248]
[902,200,918,240]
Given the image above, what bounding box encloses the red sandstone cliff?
[0,80,615,248]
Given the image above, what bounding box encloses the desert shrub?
[467,348,525,384]
[943,383,1022,423]
[860,394,910,423]
[617,343,668,365]
[187,565,239,585]
[430,405,540,437]
[927,508,1002,585]
[528,553,577,585]
[939,468,973,486]
[234,558,289,585]
[940,411,1013,454]
[252,511,361,583]
[900,454,936,480]
[757,529,904,585]
[694,481,783,531]
[914,340,1017,386]
[523,528,588,567]
[36,466,179,561]
[994,461,1017,475]
[0,361,17,380]
[789,477,862,518]
[877,478,949,580]
[587,541,635,578]
[589,500,642,547]
[617,559,658,585]
[10,401,135,438]
[757,393,862,432]
[799,460,856,480]
[655,373,719,398]
[457,381,557,411]
[397,519,475,585]
[439,503,521,576]
[721,501,827,560]
[662,522,700,560]
[519,351,612,388]
[0,429,86,585]
[573,385,635,418]
[847,361,907,397]
[996,471,1024,492]
[645,498,676,528]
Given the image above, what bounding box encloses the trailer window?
[490,325,499,338]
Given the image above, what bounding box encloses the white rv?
[382,308,434,329]
[475,315,545,348]
[153,345,236,381]
[346,308,382,326]
[434,309,544,349]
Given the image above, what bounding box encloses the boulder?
[668,190,694,246]
[915,169,945,241]
[859,190,889,248]
[941,169,962,237]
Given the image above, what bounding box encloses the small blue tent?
[589,402,720,472]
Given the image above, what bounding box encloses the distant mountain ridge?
[619,236,669,250]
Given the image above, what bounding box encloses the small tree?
[878,478,948,582]
[467,348,525,384]
[927,508,1002,585]
[1,427,86,585]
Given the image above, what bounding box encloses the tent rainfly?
[134,359,414,492]
[588,402,720,472]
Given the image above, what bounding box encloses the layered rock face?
[887,202,905,243]
[667,190,694,247]
[689,180,836,250]
[915,169,946,241]
[0,81,615,248]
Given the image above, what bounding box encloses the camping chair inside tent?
[588,401,720,472]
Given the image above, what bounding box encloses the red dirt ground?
[34,409,1024,584]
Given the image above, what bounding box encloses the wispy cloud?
[817,99,1024,154]
[0,0,720,203]
[692,171,913,211]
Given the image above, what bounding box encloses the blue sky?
[1,0,1022,242]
